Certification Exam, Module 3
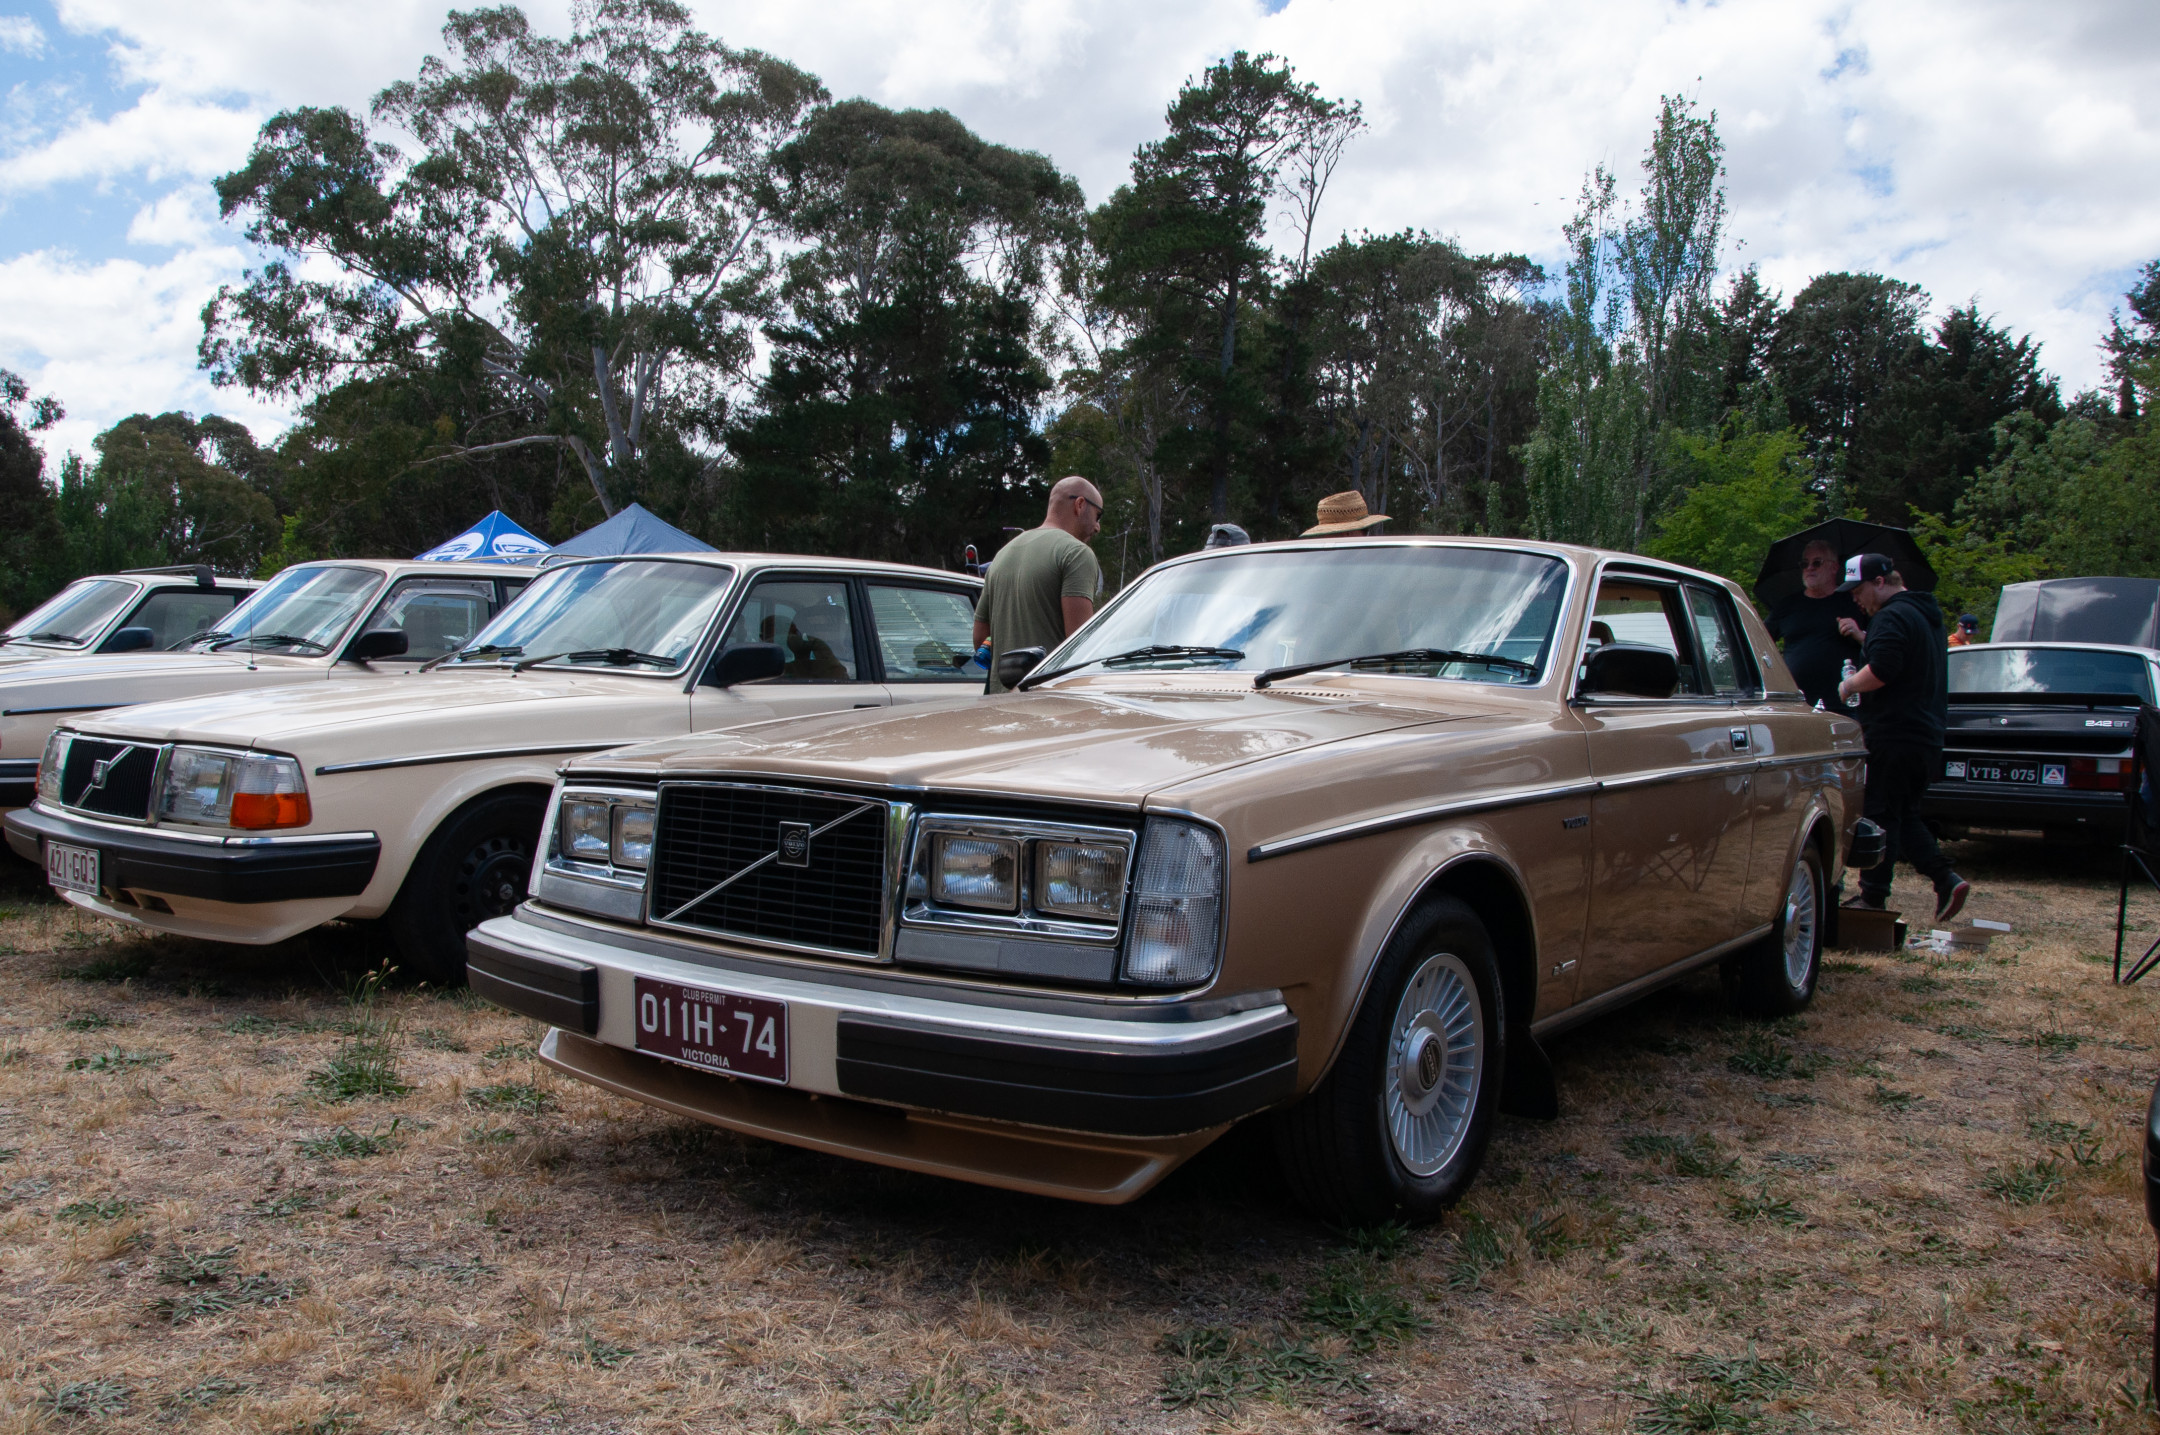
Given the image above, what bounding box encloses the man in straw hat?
[1303,490,1389,537]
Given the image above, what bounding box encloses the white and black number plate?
[632,976,788,1084]
[45,841,99,895]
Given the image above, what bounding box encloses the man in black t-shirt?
[1765,538,1865,709]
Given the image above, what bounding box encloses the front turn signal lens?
[161,747,311,830]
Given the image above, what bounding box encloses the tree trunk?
[1211,271,1238,521]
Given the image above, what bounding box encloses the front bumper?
[3,803,380,903]
[468,908,1299,1203]
[1918,785,2125,834]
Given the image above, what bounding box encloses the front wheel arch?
[386,784,553,985]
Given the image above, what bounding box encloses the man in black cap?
[1835,553,1971,921]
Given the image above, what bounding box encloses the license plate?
[45,840,99,895]
[632,977,787,1084]
[1951,762,2039,785]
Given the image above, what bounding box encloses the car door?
[864,581,989,703]
[1693,581,1812,926]
[1577,570,1757,992]
[689,573,891,728]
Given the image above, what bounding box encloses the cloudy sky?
[3,0,2157,463]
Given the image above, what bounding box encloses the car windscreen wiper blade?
[6,630,86,645]
[208,632,330,652]
[1253,646,1536,689]
[1020,644,1245,689]
[510,648,676,673]
[421,642,524,672]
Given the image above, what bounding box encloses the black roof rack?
[119,564,218,589]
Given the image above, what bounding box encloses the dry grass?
[0,841,2155,1433]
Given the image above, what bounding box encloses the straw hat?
[1303,490,1389,536]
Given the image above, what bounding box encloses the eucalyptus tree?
[203,0,824,518]
[725,101,1083,563]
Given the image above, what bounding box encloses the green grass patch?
[1982,1158,2066,1205]
[1724,1181,1804,1227]
[59,1011,124,1030]
[57,1197,134,1222]
[304,1031,411,1102]
[411,1027,467,1052]
[66,1046,170,1072]
[1301,1260,1429,1353]
[467,1081,556,1114]
[164,1376,251,1408]
[55,949,155,982]
[219,1014,281,1035]
[1870,1084,1921,1111]
[151,1244,297,1324]
[579,1334,634,1369]
[297,1120,406,1160]
[41,1379,129,1417]
[250,1192,320,1218]
[1156,1327,1363,1413]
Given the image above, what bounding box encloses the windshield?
[449,559,736,672]
[4,578,138,647]
[1950,646,2155,702]
[1052,545,1570,685]
[193,566,381,654]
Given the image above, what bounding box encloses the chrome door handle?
[1730,727,1751,751]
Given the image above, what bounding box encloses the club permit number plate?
[45,841,99,896]
[633,977,788,1084]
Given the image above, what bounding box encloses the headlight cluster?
[919,826,1128,924]
[161,747,311,829]
[1122,817,1225,987]
[558,794,654,871]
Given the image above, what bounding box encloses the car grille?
[648,784,889,957]
[59,739,161,821]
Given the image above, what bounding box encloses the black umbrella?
[1754,518,1936,607]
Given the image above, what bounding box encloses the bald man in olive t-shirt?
[974,477,1104,693]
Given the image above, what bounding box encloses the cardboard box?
[1837,904,1905,951]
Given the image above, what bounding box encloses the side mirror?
[101,627,156,654]
[996,646,1046,690]
[705,643,786,687]
[1580,642,1679,699]
[344,628,410,663]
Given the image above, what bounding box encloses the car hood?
[0,650,320,707]
[576,682,1497,805]
[68,666,688,749]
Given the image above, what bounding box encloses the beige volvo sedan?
[4,554,985,982]
[467,538,1878,1222]
[0,558,519,818]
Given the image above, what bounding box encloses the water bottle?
[1839,659,1860,708]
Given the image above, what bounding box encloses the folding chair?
[2114,704,2160,984]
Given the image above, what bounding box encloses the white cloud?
[0,243,290,462]
[0,15,44,56]
[2,0,2156,467]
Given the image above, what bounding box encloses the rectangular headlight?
[611,804,654,869]
[559,800,613,862]
[932,834,1019,911]
[161,747,310,829]
[1122,817,1224,987]
[36,730,70,805]
[1036,841,1125,921]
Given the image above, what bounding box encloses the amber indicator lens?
[931,834,1019,911]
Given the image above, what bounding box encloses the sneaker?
[1845,894,1887,911]
[1935,879,1970,924]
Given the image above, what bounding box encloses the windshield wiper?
[1253,647,1536,689]
[1020,644,1245,689]
[6,630,86,645]
[422,642,524,672]
[208,632,331,653]
[511,648,676,673]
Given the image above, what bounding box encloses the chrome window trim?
[901,814,1135,945]
[644,779,897,965]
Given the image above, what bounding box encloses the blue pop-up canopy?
[414,510,552,564]
[542,502,713,562]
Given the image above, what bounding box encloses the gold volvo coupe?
[468,538,1873,1222]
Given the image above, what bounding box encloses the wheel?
[1725,842,1824,1018]
[1272,896,1506,1225]
[387,791,547,985]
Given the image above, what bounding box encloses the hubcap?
[1781,860,1818,989]
[1383,951,1484,1177]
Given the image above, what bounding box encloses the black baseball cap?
[1837,553,1896,591]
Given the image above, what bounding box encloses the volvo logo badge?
[776,820,812,868]
[83,748,131,797]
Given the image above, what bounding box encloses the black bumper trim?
[1920,789,2125,830]
[0,759,36,810]
[834,1011,1299,1137]
[2,806,379,903]
[466,933,599,1035]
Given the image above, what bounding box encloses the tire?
[1272,896,1506,1225]
[1725,842,1824,1019]
[387,791,548,986]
